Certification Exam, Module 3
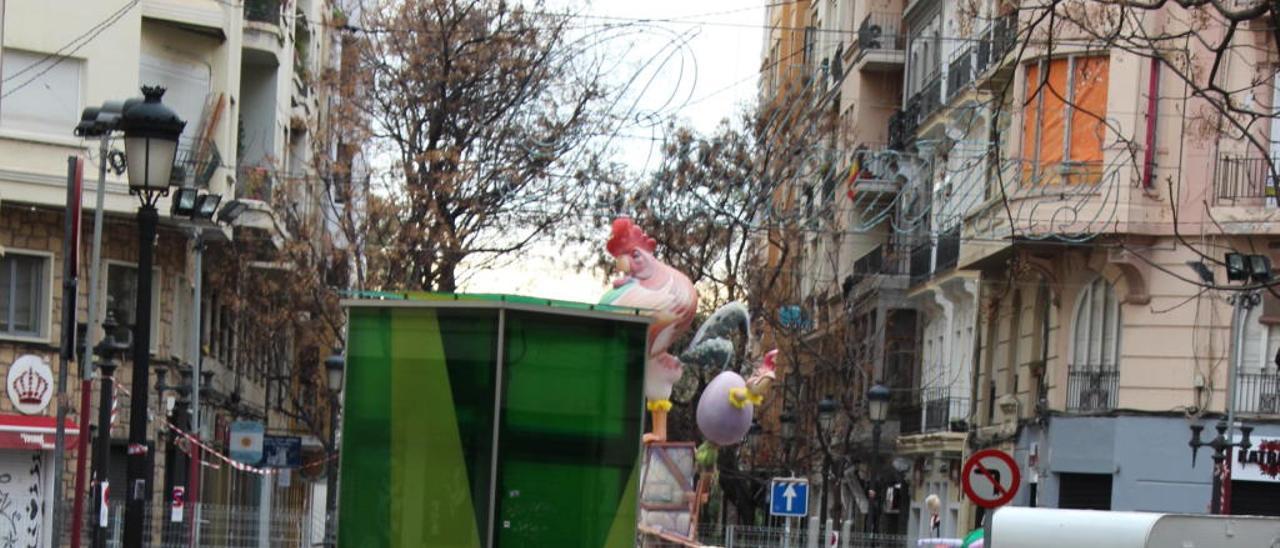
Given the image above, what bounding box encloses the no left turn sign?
[961,449,1021,508]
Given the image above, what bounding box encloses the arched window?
[1237,305,1280,413]
[1068,277,1120,411]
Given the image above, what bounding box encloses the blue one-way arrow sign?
[769,477,809,517]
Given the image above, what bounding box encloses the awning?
[0,415,80,451]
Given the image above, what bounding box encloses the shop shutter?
[1057,472,1112,510]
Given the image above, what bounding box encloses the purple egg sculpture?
[697,371,754,445]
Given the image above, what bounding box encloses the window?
[140,51,212,148]
[1236,305,1280,413]
[1022,55,1109,185]
[105,263,162,353]
[1071,277,1119,368]
[1068,277,1120,411]
[0,49,83,137]
[0,253,50,338]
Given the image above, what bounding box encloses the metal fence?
[1237,370,1280,414]
[1215,155,1280,205]
[1066,366,1119,412]
[66,501,321,548]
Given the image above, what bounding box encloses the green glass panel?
[495,311,646,548]
[339,308,393,547]
[340,307,498,548]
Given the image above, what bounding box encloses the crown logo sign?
[14,366,48,406]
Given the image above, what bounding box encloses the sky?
[458,0,767,302]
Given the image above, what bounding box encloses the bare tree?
[354,0,617,292]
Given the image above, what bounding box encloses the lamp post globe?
[120,86,185,196]
[817,395,838,435]
[325,349,346,393]
[867,382,891,423]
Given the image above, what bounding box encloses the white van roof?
[993,507,1280,547]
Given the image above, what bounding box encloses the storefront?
[1230,434,1280,516]
[0,354,81,547]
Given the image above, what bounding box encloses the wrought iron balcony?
[909,238,932,286]
[974,14,1018,89]
[851,12,906,71]
[170,139,221,189]
[922,386,970,433]
[853,243,908,278]
[1237,370,1280,414]
[947,46,974,100]
[1066,366,1118,412]
[1214,155,1279,204]
[936,226,960,272]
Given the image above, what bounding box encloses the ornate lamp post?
[866,382,890,533]
[324,348,346,545]
[817,395,837,529]
[779,410,795,474]
[120,86,186,548]
[91,309,131,548]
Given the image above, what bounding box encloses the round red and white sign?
[6,355,52,415]
[961,449,1021,509]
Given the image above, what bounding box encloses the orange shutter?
[1038,58,1070,183]
[1070,55,1109,184]
[1022,63,1040,186]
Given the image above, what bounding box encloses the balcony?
[909,238,931,286]
[936,226,960,272]
[975,14,1018,91]
[850,12,906,72]
[245,0,281,25]
[922,387,970,433]
[853,243,908,277]
[1237,371,1280,414]
[170,139,222,189]
[946,46,974,101]
[1214,155,1278,205]
[1066,366,1118,412]
[898,387,970,435]
[237,165,275,202]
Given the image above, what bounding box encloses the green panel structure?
[337,295,650,548]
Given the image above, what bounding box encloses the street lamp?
[91,308,131,548]
[866,382,890,533]
[1186,252,1273,514]
[324,348,346,545]
[817,395,838,531]
[119,85,186,548]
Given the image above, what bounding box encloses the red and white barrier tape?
[108,378,334,476]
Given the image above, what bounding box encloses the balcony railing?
[853,12,905,58]
[245,0,281,25]
[922,386,970,433]
[909,238,932,286]
[1066,366,1118,412]
[936,226,960,272]
[170,139,221,189]
[1237,370,1280,414]
[947,46,974,100]
[853,243,908,277]
[974,14,1017,76]
[1215,155,1279,204]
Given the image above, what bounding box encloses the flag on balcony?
[845,156,865,200]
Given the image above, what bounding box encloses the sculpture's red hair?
[606,217,657,256]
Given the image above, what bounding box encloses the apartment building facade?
[764,0,1280,543]
[0,0,356,544]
